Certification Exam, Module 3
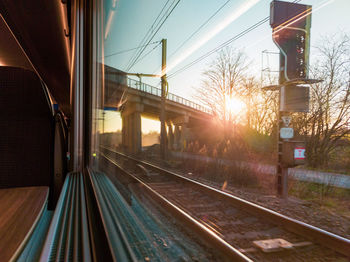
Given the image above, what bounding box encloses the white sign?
[294,147,306,160]
[280,127,294,139]
[282,116,292,127]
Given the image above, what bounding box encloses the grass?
[180,156,277,192]
[166,149,350,217]
[288,179,350,216]
[182,157,350,216]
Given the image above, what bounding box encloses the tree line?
[194,33,350,169]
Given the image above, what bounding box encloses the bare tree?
[195,47,250,138]
[195,47,279,138]
[244,76,279,134]
[294,33,350,167]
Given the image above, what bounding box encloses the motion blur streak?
[105,0,119,39]
[162,0,262,76]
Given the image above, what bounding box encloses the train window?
[88,0,350,260]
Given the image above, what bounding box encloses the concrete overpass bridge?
[104,65,213,154]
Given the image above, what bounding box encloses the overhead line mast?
[160,39,167,160]
[125,39,168,160]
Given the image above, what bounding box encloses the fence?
[127,78,211,114]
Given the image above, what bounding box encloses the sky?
[101,0,350,133]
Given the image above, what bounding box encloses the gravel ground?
[139,149,350,241]
[149,180,344,261]
[183,173,350,240]
[111,148,347,261]
[103,147,350,260]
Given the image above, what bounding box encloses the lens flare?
[162,0,262,76]
[225,96,246,115]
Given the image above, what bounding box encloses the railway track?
[100,146,350,261]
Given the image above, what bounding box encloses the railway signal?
[270,0,312,82]
[265,1,322,198]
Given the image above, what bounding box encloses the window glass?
[89,0,350,260]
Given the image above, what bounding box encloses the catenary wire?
[167,0,301,79]
[133,41,162,65]
[104,41,160,58]
[124,0,172,69]
[169,0,232,59]
[126,0,181,71]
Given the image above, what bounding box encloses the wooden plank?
[0,186,48,262]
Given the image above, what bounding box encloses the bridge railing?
[127,78,211,114]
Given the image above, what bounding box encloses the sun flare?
[225,96,246,115]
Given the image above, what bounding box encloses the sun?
[225,96,246,115]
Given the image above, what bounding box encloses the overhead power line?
[104,41,160,58]
[169,0,232,59]
[124,0,172,70]
[133,41,162,65]
[167,0,301,79]
[168,17,269,79]
[125,0,181,71]
[126,0,181,71]
[125,0,172,66]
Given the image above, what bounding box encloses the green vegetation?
[288,179,350,216]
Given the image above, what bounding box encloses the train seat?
[0,66,54,188]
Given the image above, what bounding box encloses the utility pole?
[160,39,167,160]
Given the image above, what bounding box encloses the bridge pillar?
[167,122,174,150]
[174,125,181,150]
[172,115,189,151]
[180,124,189,151]
[121,103,143,154]
[122,115,127,148]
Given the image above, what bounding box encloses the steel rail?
[100,152,253,262]
[101,147,350,258]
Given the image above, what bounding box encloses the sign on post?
[280,127,294,139]
[282,116,292,127]
[294,147,305,160]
